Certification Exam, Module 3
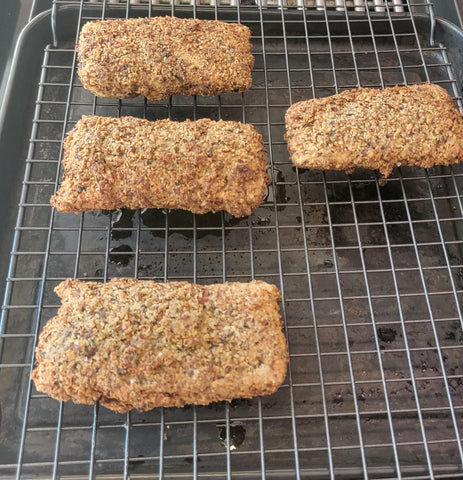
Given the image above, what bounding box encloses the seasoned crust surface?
[77,16,254,101]
[285,84,463,177]
[31,279,288,413]
[50,116,269,217]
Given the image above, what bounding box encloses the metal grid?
[1,1,463,478]
[53,0,424,10]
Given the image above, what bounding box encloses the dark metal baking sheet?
[2,3,463,479]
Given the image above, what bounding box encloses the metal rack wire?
[1,0,463,478]
[52,0,422,9]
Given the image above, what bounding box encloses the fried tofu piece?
[285,84,463,177]
[31,279,288,413]
[77,16,254,101]
[50,116,269,218]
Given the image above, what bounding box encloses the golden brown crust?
[77,16,254,101]
[285,84,463,178]
[31,279,288,413]
[50,116,269,217]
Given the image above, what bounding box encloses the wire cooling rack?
[1,1,463,479]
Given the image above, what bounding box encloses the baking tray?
[1,1,463,478]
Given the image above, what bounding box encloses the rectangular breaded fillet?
[31,279,288,413]
[50,116,269,217]
[285,84,463,178]
[77,16,254,101]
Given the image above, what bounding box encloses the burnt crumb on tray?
[50,116,270,218]
[31,278,289,413]
[77,16,254,101]
[285,84,463,178]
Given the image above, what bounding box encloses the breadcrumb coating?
[31,279,289,413]
[77,16,254,101]
[50,116,269,217]
[285,84,463,178]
